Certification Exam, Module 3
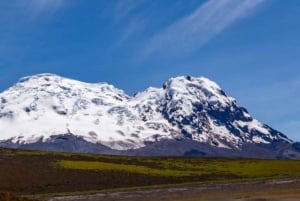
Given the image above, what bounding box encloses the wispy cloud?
[21,0,65,16]
[113,0,147,23]
[112,0,150,46]
[142,0,266,59]
[117,17,147,45]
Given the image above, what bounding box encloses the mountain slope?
[0,74,296,158]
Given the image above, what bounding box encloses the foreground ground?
[1,148,300,200]
[46,178,300,201]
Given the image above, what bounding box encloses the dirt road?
[46,178,300,201]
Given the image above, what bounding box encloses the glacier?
[0,73,292,154]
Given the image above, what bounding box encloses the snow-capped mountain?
[0,74,298,158]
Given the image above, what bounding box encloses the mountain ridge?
[0,73,297,158]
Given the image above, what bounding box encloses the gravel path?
[46,178,300,201]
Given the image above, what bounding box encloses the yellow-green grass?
[57,158,300,180]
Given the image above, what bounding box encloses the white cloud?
[112,0,149,46]
[23,0,65,15]
[117,17,147,45]
[142,0,266,59]
[114,0,146,23]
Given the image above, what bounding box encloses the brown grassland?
[0,192,41,201]
[1,148,300,200]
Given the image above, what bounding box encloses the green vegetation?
[58,157,300,180]
[1,147,300,196]
[58,160,197,176]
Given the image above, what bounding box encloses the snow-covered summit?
[13,73,128,101]
[163,76,235,108]
[0,74,292,151]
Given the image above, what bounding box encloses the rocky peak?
[0,74,292,151]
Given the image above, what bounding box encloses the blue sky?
[0,0,299,141]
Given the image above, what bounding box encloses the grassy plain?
[1,147,300,197]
